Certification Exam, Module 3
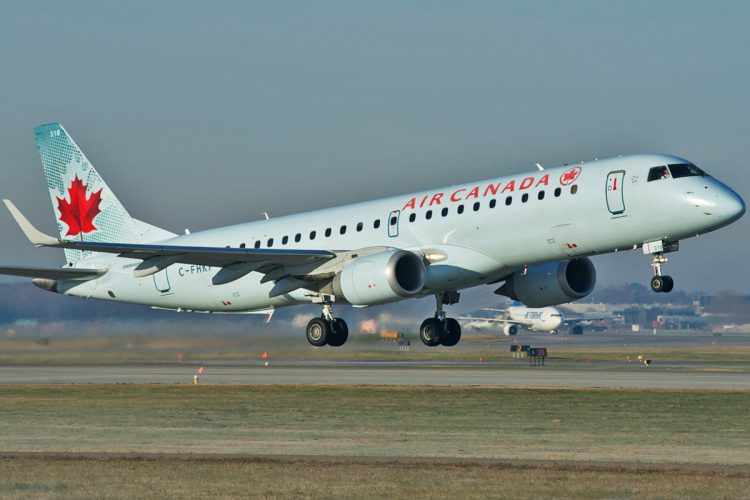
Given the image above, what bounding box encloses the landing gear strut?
[305,300,349,347]
[649,253,674,293]
[419,292,462,347]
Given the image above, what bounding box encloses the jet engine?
[333,249,426,306]
[503,324,518,336]
[497,257,596,308]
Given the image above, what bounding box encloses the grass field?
[1,385,748,498]
[1,334,750,366]
[1,455,749,500]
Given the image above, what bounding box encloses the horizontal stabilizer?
[0,265,104,281]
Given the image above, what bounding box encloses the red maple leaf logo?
[56,175,103,236]
[559,166,581,185]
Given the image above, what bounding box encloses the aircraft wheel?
[327,318,349,347]
[650,275,666,293]
[440,318,461,347]
[661,276,674,293]
[306,317,330,347]
[419,318,443,347]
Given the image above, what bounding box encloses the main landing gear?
[305,302,349,347]
[644,241,676,293]
[419,292,462,347]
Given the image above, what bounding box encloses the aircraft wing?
[456,316,524,325]
[0,266,104,280]
[4,199,336,283]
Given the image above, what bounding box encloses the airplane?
[0,123,744,348]
[458,304,616,335]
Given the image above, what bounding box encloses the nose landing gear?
[419,292,462,347]
[645,241,677,293]
[305,300,349,347]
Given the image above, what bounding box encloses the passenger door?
[606,170,626,215]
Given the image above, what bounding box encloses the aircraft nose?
[717,186,745,224]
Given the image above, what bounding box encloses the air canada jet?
[458,304,616,335]
[1,123,745,348]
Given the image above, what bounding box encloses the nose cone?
[717,187,746,225]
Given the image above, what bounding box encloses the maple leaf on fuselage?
[56,175,103,236]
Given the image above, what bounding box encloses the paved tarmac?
[1,364,749,390]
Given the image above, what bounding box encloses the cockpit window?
[668,163,705,178]
[647,166,670,182]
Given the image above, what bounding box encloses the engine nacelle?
[503,324,518,336]
[333,249,426,306]
[498,257,596,308]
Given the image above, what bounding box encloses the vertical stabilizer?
[35,123,174,264]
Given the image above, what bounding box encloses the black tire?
[570,325,584,335]
[419,318,443,347]
[327,318,349,347]
[662,276,674,293]
[440,318,462,347]
[650,275,665,293]
[306,317,330,347]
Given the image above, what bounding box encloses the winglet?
[3,200,59,247]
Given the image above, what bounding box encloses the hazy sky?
[0,2,748,292]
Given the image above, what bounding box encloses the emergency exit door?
[153,269,172,294]
[387,210,400,237]
[606,170,626,215]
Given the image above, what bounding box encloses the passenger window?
[473,202,480,211]
[310,230,316,240]
[295,233,301,243]
[325,228,332,237]
[425,210,433,220]
[441,207,449,217]
[374,219,381,229]
[254,240,261,249]
[457,204,464,214]
[409,213,416,223]
[356,222,363,232]
[522,193,529,203]
[489,199,496,208]
[571,184,578,194]
[669,163,705,178]
[538,191,545,200]
[340,225,347,235]
[267,238,274,247]
[647,166,670,182]
[282,235,289,245]
[505,196,512,206]
[554,187,561,197]
[390,216,397,226]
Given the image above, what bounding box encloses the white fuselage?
[506,306,563,332]
[61,154,744,313]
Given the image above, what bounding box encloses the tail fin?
[35,123,175,264]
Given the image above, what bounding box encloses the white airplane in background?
[0,123,745,348]
[459,304,615,335]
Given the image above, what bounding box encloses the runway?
[2,363,749,390]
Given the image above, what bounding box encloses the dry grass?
[2,335,750,366]
[0,385,748,498]
[1,455,749,500]
[0,385,748,464]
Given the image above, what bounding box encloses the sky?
[0,1,748,293]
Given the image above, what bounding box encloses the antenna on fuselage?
[535,163,544,171]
